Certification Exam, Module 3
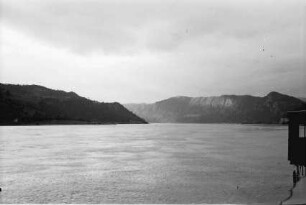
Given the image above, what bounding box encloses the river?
[0,124,293,203]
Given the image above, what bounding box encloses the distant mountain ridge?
[125,92,306,124]
[0,83,147,125]
[299,97,306,102]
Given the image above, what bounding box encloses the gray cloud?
[0,0,305,102]
[1,0,302,54]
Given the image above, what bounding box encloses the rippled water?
[0,124,293,203]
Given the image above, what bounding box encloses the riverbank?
[282,177,306,205]
[0,120,148,126]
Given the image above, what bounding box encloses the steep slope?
[0,83,147,125]
[125,92,306,124]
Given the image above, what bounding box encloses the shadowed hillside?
[125,92,306,124]
[0,83,147,125]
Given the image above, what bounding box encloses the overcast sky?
[0,0,305,103]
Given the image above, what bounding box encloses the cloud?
[0,0,305,102]
[1,0,303,55]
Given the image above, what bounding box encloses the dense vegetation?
[0,83,147,125]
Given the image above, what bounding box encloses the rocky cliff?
[125,92,305,124]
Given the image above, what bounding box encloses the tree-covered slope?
[0,83,147,125]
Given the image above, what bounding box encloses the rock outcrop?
[125,92,305,124]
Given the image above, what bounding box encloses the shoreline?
[0,122,286,126]
[282,177,306,205]
[0,120,147,126]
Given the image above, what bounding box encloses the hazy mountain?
[125,92,306,124]
[0,83,147,125]
[299,97,306,102]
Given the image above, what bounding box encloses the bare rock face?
[125,92,306,124]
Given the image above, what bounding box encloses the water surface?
[0,124,292,203]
